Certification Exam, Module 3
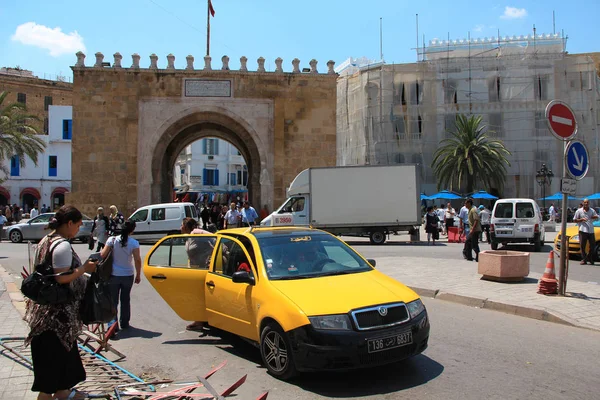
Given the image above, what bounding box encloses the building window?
[203,138,219,155]
[17,93,26,104]
[393,116,405,138]
[534,75,549,100]
[49,156,57,176]
[203,168,219,185]
[62,119,72,140]
[488,113,503,137]
[43,118,49,134]
[444,79,458,104]
[393,82,406,106]
[488,76,501,102]
[10,155,19,176]
[44,96,53,111]
[229,173,237,185]
[410,81,423,105]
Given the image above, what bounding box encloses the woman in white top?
[100,220,141,331]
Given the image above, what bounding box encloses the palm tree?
[0,91,46,182]
[431,114,511,194]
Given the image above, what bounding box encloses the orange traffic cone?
[538,251,558,295]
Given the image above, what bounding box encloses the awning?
[0,186,10,200]
[20,187,41,199]
[51,187,70,196]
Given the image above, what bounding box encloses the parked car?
[5,213,93,243]
[144,226,430,379]
[490,198,546,251]
[554,219,600,260]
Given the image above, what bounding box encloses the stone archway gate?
[67,52,337,217]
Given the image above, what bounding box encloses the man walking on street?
[478,205,491,244]
[466,198,481,261]
[549,203,557,225]
[241,201,259,227]
[573,199,598,265]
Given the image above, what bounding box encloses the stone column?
[94,52,104,67]
[240,56,248,72]
[275,57,283,73]
[167,54,175,69]
[257,57,266,72]
[310,59,318,74]
[327,60,335,74]
[113,52,122,68]
[75,51,86,67]
[149,53,158,69]
[204,55,212,70]
[186,55,195,70]
[222,55,230,70]
[131,53,141,69]
[292,58,300,73]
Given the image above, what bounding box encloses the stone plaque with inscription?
[185,79,232,97]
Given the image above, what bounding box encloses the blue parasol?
[427,190,462,200]
[470,190,499,200]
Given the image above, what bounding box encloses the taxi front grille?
[351,303,409,331]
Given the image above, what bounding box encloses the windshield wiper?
[317,270,358,277]
[271,275,313,280]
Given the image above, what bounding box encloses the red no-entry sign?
[545,100,578,140]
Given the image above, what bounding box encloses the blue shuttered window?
[203,168,218,185]
[49,156,57,177]
[230,173,236,186]
[62,120,72,140]
[10,156,19,176]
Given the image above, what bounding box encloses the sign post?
[545,100,579,296]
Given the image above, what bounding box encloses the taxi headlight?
[572,234,579,242]
[407,299,425,319]
[308,315,352,330]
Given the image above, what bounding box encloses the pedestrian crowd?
[198,201,266,230]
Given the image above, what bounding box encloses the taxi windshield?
[257,233,372,280]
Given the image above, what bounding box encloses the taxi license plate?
[367,331,413,353]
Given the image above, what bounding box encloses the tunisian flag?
[209,0,215,17]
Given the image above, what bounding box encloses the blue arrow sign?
[565,140,589,180]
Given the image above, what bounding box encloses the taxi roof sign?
[272,213,295,226]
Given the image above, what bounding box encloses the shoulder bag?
[21,239,75,305]
[80,271,116,324]
[97,247,113,282]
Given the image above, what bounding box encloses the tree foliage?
[0,91,46,182]
[431,114,511,194]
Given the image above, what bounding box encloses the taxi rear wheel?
[260,323,297,380]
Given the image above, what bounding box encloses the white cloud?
[474,24,485,32]
[10,22,86,57]
[500,6,527,19]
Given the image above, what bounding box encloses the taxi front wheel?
[260,323,297,380]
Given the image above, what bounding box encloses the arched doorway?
[0,186,9,206]
[149,111,264,210]
[51,187,69,209]
[20,187,41,211]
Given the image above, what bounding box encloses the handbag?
[80,271,116,324]
[97,248,113,282]
[21,239,75,305]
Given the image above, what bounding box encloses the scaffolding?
[337,32,600,200]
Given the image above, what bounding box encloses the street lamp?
[536,163,554,213]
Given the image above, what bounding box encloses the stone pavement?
[0,269,36,400]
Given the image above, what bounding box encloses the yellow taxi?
[554,220,600,260]
[143,226,430,379]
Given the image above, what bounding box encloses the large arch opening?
[150,112,263,210]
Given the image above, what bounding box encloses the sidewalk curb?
[0,265,27,318]
[409,285,592,331]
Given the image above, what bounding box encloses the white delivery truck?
[261,165,422,244]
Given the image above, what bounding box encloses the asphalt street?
[1,236,600,398]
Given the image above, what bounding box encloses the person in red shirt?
[259,204,270,221]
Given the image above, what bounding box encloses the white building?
[337,33,600,199]
[173,138,248,204]
[0,105,72,210]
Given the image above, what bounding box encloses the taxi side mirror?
[367,259,377,268]
[232,271,256,285]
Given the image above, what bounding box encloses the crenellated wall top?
[73,51,337,75]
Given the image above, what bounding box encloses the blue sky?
[1,0,598,80]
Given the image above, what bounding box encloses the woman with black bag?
[24,205,98,400]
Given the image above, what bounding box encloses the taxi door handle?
[206,281,215,288]
[151,275,166,280]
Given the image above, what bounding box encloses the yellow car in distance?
[554,220,600,260]
[143,227,430,380]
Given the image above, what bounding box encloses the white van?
[490,198,545,252]
[128,202,198,241]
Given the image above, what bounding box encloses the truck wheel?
[369,230,386,245]
[260,323,297,380]
[491,241,498,250]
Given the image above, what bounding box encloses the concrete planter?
[478,250,530,282]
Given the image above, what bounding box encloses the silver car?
[4,213,93,243]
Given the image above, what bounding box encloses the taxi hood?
[269,270,419,316]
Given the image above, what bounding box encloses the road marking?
[551,115,573,126]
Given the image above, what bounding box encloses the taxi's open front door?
[143,235,217,322]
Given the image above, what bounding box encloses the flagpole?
[206,0,210,56]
